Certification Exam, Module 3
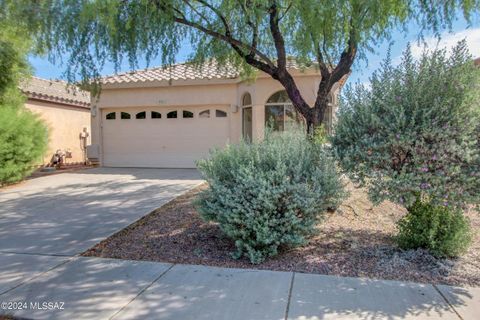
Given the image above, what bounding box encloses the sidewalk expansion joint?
[0,258,73,296]
[284,272,295,320]
[0,251,75,257]
[108,263,176,320]
[432,284,463,320]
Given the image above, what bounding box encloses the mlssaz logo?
[30,301,65,310]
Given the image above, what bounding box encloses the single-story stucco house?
[20,77,91,165]
[89,60,345,168]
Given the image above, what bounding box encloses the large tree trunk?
[276,70,331,135]
[306,103,327,135]
[285,85,330,136]
[286,92,330,136]
[274,63,340,137]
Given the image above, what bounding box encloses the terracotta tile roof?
[102,61,238,84]
[101,59,313,85]
[20,77,90,109]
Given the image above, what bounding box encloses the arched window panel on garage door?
[215,110,227,117]
[136,111,146,119]
[199,110,210,118]
[183,110,194,118]
[167,111,177,118]
[151,111,161,119]
[121,112,131,119]
[106,112,116,120]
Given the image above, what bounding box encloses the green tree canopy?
[0,22,48,185]
[4,0,478,130]
[0,22,31,106]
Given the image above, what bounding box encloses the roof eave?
[24,92,91,109]
[101,77,241,90]
[101,68,321,90]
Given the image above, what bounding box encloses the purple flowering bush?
[331,42,480,257]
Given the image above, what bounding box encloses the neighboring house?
[90,60,346,168]
[20,77,91,165]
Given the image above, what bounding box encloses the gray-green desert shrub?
[195,130,345,264]
[396,198,472,258]
[332,42,479,256]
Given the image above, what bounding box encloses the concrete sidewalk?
[1,254,478,320]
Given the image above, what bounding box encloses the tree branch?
[182,1,210,26]
[152,0,276,72]
[268,2,286,70]
[192,0,275,68]
[278,1,293,21]
[236,0,258,57]
[310,32,331,79]
[314,14,358,110]
[331,19,358,84]
[195,0,231,35]
[151,0,312,121]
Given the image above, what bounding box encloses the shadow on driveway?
[0,168,202,256]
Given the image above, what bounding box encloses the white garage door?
[102,107,229,168]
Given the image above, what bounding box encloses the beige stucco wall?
[25,100,91,164]
[92,70,334,165]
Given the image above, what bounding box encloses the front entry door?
[242,107,253,142]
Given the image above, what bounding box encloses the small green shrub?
[313,125,328,145]
[396,198,472,258]
[0,106,48,185]
[195,130,345,264]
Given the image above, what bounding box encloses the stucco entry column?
[252,104,265,142]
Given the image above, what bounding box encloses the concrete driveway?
[0,168,202,256]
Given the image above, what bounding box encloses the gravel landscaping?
[83,183,480,287]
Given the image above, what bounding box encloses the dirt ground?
[83,183,480,287]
